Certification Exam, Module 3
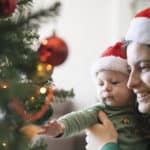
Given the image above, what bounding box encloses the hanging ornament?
[0,0,16,17]
[34,104,53,125]
[9,87,54,122]
[38,32,68,66]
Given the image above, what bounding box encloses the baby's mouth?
[103,96,113,101]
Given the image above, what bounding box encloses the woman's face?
[127,42,150,113]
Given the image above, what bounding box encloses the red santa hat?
[125,7,150,44]
[91,42,128,82]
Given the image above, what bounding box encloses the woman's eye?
[140,65,150,72]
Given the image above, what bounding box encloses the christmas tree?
[0,0,74,150]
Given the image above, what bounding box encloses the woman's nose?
[127,70,141,89]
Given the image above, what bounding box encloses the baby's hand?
[40,120,65,137]
[20,124,45,139]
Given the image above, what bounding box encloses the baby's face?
[96,70,135,107]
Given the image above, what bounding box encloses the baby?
[40,42,150,150]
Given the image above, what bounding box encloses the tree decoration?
[34,105,53,125]
[32,62,53,83]
[38,32,68,66]
[0,1,74,150]
[0,0,16,17]
[9,87,54,121]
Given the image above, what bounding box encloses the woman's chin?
[138,103,150,114]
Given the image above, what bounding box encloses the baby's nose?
[103,83,112,91]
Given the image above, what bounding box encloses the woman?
[88,7,150,150]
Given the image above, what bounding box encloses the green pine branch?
[0,2,61,33]
[17,0,32,5]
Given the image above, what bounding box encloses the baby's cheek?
[96,92,100,100]
[96,91,103,102]
[96,97,103,104]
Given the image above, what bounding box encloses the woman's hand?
[86,111,118,149]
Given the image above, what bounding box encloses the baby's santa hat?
[125,7,150,44]
[91,42,128,82]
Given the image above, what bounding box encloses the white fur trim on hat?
[125,18,150,44]
[91,56,128,83]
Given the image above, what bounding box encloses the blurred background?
[33,0,150,150]
[33,0,150,108]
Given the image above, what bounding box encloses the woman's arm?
[87,111,119,150]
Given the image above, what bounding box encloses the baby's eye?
[111,81,119,85]
[127,66,131,73]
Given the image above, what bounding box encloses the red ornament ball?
[0,0,16,16]
[38,35,68,66]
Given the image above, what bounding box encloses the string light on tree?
[0,82,8,89]
[40,86,48,95]
[30,96,36,103]
[2,142,7,147]
[1,141,7,150]
[32,62,53,83]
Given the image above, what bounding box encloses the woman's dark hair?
[122,40,132,50]
[132,101,150,136]
[123,40,150,49]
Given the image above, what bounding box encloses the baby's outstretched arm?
[40,105,101,137]
[40,120,65,137]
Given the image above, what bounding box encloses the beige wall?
[34,0,148,109]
